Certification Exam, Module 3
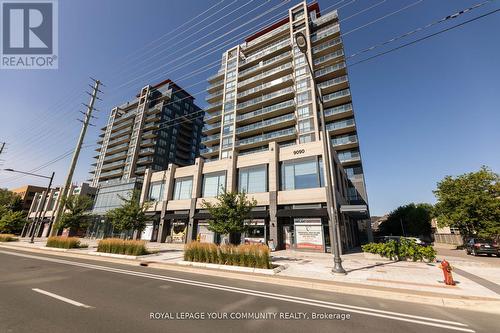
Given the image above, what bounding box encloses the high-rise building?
[89,79,203,220]
[138,1,371,252]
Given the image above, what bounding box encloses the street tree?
[378,203,433,238]
[202,190,257,245]
[57,195,93,233]
[0,210,26,234]
[433,166,500,239]
[106,190,151,239]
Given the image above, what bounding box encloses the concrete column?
[139,168,153,203]
[187,158,204,244]
[268,142,279,249]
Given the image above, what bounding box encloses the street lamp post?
[4,169,55,243]
[295,32,346,274]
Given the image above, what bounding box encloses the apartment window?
[239,165,267,193]
[173,177,193,200]
[226,70,236,80]
[294,55,306,67]
[295,66,307,77]
[148,181,164,201]
[222,137,233,148]
[281,157,324,190]
[296,91,311,104]
[223,112,234,122]
[297,104,312,119]
[223,124,234,135]
[202,172,226,197]
[296,78,310,91]
[299,133,315,143]
[225,81,236,90]
[298,119,313,133]
[225,91,235,100]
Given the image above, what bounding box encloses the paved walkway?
[6,238,500,301]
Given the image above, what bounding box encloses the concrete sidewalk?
[3,238,500,312]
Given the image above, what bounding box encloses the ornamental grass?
[0,234,18,242]
[97,238,149,256]
[184,242,271,269]
[46,236,85,249]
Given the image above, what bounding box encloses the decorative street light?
[294,31,346,275]
[4,168,55,243]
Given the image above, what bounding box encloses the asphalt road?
[436,247,500,266]
[0,249,498,333]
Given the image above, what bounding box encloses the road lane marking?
[32,288,93,308]
[1,250,473,332]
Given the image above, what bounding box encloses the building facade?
[10,185,46,211]
[89,80,203,236]
[138,2,371,252]
[25,183,96,237]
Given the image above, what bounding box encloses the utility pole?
[0,142,5,155]
[50,78,103,236]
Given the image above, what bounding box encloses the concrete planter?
[88,251,160,260]
[363,252,394,261]
[177,260,287,275]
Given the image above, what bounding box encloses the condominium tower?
[89,80,203,228]
[138,1,371,251]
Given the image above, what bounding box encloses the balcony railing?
[208,70,225,81]
[205,100,223,112]
[237,99,295,122]
[311,10,338,27]
[138,147,155,155]
[312,37,342,54]
[99,169,123,178]
[203,122,221,131]
[245,23,289,48]
[236,113,295,134]
[200,146,220,154]
[313,49,344,66]
[323,89,351,103]
[101,159,125,170]
[338,152,361,163]
[207,79,224,91]
[204,110,222,121]
[206,90,223,101]
[137,156,154,164]
[326,118,355,131]
[141,138,156,146]
[237,86,294,111]
[109,127,131,138]
[318,75,348,90]
[238,62,292,88]
[324,103,352,117]
[236,127,296,146]
[201,133,220,143]
[106,142,129,154]
[238,51,292,78]
[240,38,290,65]
[237,74,293,99]
[315,61,346,78]
[104,151,127,162]
[332,134,358,146]
[310,24,340,43]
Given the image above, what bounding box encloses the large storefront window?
[148,181,164,201]
[238,165,267,193]
[202,172,226,197]
[173,177,193,200]
[281,157,324,190]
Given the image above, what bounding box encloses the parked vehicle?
[405,237,430,246]
[465,238,499,256]
[377,236,429,246]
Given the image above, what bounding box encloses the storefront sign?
[294,218,323,251]
[197,223,215,243]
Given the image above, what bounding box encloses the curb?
[1,243,500,314]
[176,260,288,275]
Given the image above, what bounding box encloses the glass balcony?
[206,89,223,102]
[106,142,129,154]
[100,159,125,171]
[323,89,351,103]
[201,133,220,143]
[311,24,340,43]
[141,138,156,146]
[238,51,292,78]
[237,99,295,122]
[312,37,342,55]
[315,61,346,78]
[311,10,338,27]
[237,86,294,112]
[137,156,154,164]
[138,147,155,155]
[237,74,293,99]
[207,79,224,92]
[332,134,358,147]
[236,113,295,135]
[326,118,355,132]
[99,169,123,178]
[142,130,157,139]
[236,127,296,147]
[245,23,289,48]
[208,70,224,82]
[205,100,223,112]
[203,122,221,132]
[104,151,127,162]
[204,110,222,122]
[313,49,344,66]
[109,127,131,138]
[318,75,348,91]
[338,151,361,163]
[240,38,290,66]
[324,103,352,117]
[200,146,220,154]
[238,62,292,88]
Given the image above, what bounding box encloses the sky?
[0,0,498,216]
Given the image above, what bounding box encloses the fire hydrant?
[439,259,455,286]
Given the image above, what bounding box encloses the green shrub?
[97,238,149,256]
[362,239,436,262]
[46,236,85,249]
[184,242,271,269]
[0,234,18,242]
